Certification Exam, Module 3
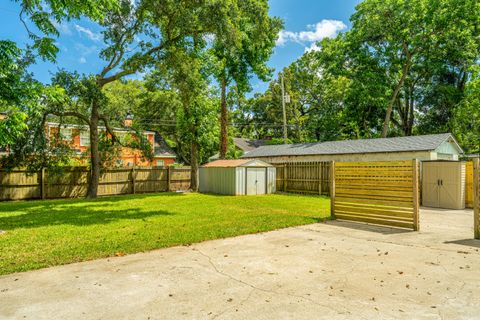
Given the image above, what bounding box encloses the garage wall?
[245,151,434,164]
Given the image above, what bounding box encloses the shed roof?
[241,133,463,158]
[202,159,272,168]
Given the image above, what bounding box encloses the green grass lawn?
[0,193,330,275]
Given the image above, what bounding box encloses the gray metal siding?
[199,167,237,195]
[200,164,276,196]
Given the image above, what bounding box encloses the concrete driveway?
[1,208,479,320]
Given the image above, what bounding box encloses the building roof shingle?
[233,138,268,152]
[241,133,462,158]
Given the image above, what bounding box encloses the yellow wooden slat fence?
[0,167,191,201]
[465,161,474,208]
[333,160,419,230]
[473,158,479,239]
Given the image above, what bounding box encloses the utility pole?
[281,73,289,144]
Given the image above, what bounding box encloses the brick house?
[46,122,176,167]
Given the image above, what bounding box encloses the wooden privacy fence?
[332,160,419,230]
[0,166,191,201]
[274,161,331,196]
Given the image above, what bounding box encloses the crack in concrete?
[210,288,255,320]
[192,248,351,318]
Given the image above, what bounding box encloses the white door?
[246,168,266,195]
[255,168,266,195]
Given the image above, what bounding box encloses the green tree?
[452,66,480,154]
[209,0,282,159]
[14,0,117,61]
[350,0,480,137]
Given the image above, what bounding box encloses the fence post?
[283,164,288,192]
[167,166,171,192]
[474,158,479,239]
[40,168,46,200]
[318,162,322,195]
[412,159,420,231]
[131,166,136,194]
[330,161,335,218]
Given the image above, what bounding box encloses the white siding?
[235,167,246,195]
[244,151,435,164]
[267,167,276,193]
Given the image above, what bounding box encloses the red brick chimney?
[124,112,133,127]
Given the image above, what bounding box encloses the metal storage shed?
[199,159,276,195]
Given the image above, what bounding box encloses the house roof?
[202,159,273,168]
[154,134,176,158]
[233,138,268,152]
[46,122,156,135]
[241,133,463,158]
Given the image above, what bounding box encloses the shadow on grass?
[0,193,185,230]
[327,219,413,235]
[444,239,480,248]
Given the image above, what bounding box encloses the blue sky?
[0,0,361,93]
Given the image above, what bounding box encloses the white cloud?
[52,21,72,35]
[79,57,87,64]
[276,19,347,48]
[305,43,322,53]
[74,24,102,41]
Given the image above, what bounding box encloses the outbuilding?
[241,133,463,163]
[199,159,276,195]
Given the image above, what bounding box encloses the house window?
[60,128,72,141]
[156,160,165,167]
[80,131,90,146]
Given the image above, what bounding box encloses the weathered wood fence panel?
[0,167,191,201]
[274,161,331,196]
[333,160,419,230]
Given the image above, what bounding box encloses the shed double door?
[422,162,465,209]
[246,168,266,195]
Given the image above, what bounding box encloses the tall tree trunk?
[219,75,228,159]
[381,53,413,138]
[87,102,100,199]
[190,140,199,191]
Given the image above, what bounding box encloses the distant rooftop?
[233,138,268,152]
[242,133,463,158]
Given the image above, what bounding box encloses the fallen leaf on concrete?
[115,252,126,257]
